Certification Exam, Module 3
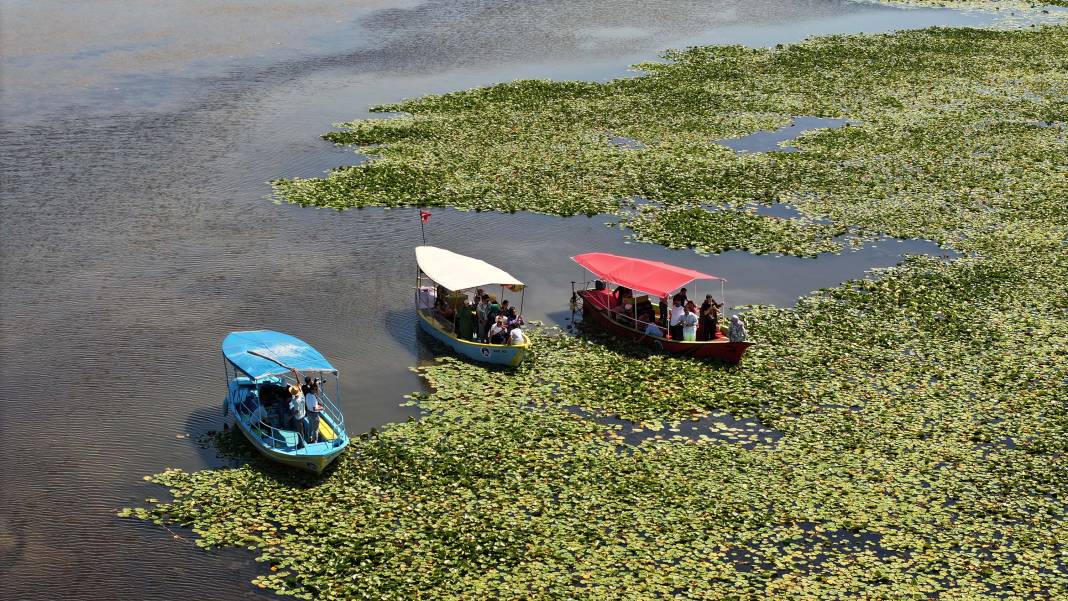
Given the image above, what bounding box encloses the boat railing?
[313,388,346,436]
[580,289,671,340]
[229,384,345,454]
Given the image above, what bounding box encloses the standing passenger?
[682,301,699,341]
[287,385,306,444]
[304,380,322,444]
[699,294,723,341]
[669,298,685,340]
[476,294,491,342]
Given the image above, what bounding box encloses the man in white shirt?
[669,299,685,340]
[304,380,322,444]
[488,316,508,344]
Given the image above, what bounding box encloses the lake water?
[0,1,999,598]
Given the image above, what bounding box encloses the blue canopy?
[222,330,336,379]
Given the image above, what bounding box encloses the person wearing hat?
[285,369,307,445]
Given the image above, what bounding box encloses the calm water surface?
[0,1,993,598]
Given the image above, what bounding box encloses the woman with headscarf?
[681,300,699,341]
[728,315,748,342]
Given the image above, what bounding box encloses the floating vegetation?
[623,205,844,256]
[276,26,1067,255]
[127,23,1068,599]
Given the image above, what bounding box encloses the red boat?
[571,253,752,364]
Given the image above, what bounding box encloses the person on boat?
[456,298,475,340]
[304,380,322,444]
[486,295,501,332]
[699,294,724,341]
[509,324,526,345]
[641,312,664,337]
[258,381,288,427]
[728,314,748,342]
[488,315,508,344]
[673,287,688,306]
[612,301,635,327]
[612,285,632,307]
[669,298,685,340]
[659,295,669,328]
[682,300,700,341]
[506,306,523,330]
[286,381,306,445]
[476,294,490,342]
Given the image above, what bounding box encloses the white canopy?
[416,246,524,291]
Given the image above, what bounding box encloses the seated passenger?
[488,316,508,344]
[506,306,523,329]
[509,325,526,345]
[728,315,748,342]
[641,313,664,337]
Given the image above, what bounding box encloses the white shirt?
[509,328,526,345]
[290,394,306,420]
[669,305,686,326]
[489,324,506,339]
[305,392,320,413]
[681,312,698,336]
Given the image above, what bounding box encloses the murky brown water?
[0,1,993,598]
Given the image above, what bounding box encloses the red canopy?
[572,253,722,298]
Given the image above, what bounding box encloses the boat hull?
[233,417,347,474]
[417,310,528,366]
[578,290,751,364]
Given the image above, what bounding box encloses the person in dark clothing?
[456,300,475,340]
[659,296,669,328]
[672,287,688,306]
[699,294,724,341]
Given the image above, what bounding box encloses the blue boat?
[415,246,531,367]
[221,330,349,474]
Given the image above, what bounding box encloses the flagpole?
[419,208,427,245]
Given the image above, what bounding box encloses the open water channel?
[0,1,1009,598]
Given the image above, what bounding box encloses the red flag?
[419,210,431,223]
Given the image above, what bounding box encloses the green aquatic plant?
[127,24,1068,599]
[274,26,1067,257]
[623,205,843,256]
